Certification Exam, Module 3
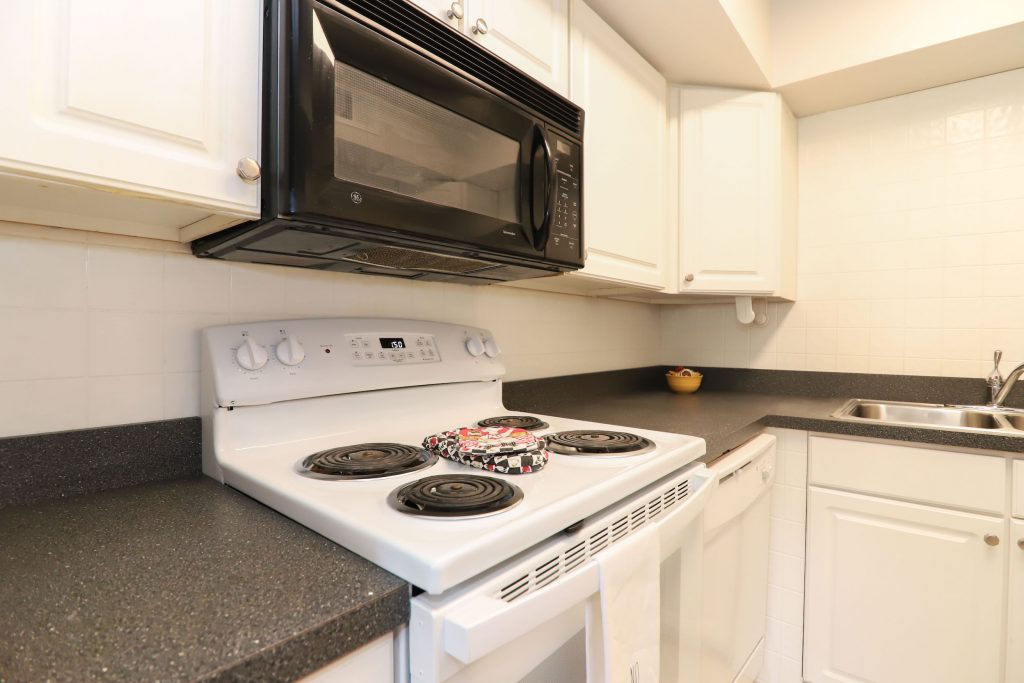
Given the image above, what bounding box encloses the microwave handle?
[442,465,715,665]
[530,125,555,251]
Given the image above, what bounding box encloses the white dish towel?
[586,524,661,683]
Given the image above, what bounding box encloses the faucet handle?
[990,350,1004,382]
[988,351,1005,404]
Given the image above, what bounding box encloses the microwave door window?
[333,63,519,224]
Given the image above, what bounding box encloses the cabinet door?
[408,0,463,30]
[804,487,1005,683]
[0,0,260,217]
[569,0,669,290]
[678,88,788,294]
[468,0,568,95]
[1009,520,1024,683]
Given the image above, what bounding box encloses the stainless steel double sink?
[832,399,1024,435]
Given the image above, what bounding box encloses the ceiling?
[583,0,1024,116]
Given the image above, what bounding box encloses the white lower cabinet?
[1009,520,1024,683]
[296,633,394,683]
[804,486,1006,683]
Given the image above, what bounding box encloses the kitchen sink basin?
[1005,414,1024,430]
[833,399,1024,435]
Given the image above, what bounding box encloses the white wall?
[770,0,1024,86]
[0,223,661,438]
[663,68,1024,377]
[759,428,808,683]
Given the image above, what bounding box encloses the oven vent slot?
[564,540,588,571]
[630,505,647,530]
[587,529,608,557]
[611,517,629,542]
[499,574,530,602]
[495,474,695,603]
[335,0,583,135]
[534,557,561,589]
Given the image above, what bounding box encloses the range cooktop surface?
[202,318,706,593]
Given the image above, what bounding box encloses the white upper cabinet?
[0,0,261,239]
[407,0,465,28]
[469,0,569,95]
[677,87,796,298]
[412,0,569,95]
[569,0,670,290]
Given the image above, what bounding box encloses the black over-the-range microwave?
[192,0,585,284]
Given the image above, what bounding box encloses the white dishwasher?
[700,433,777,683]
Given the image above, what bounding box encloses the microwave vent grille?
[339,245,500,275]
[336,0,582,135]
[495,477,693,603]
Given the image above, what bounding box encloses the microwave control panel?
[546,135,582,263]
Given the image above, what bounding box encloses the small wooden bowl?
[666,373,702,394]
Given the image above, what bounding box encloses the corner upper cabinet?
[568,0,670,290]
[412,0,569,96]
[677,87,796,298]
[0,0,261,241]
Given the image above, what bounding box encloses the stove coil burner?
[388,474,524,518]
[544,430,655,456]
[476,415,550,431]
[299,443,437,480]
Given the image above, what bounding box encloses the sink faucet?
[989,354,1024,408]
[987,350,1004,404]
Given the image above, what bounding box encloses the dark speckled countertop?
[504,367,1024,461]
[0,476,409,683]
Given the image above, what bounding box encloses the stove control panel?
[203,319,504,407]
[346,334,440,365]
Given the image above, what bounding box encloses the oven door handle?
[529,124,554,251]
[442,466,715,665]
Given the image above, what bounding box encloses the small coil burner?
[388,474,524,518]
[544,430,655,456]
[299,443,437,480]
[476,415,550,431]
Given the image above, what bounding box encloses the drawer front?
[809,435,1006,515]
[1014,461,1024,519]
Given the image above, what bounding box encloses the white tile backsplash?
[759,428,809,683]
[664,68,1024,378]
[0,231,662,437]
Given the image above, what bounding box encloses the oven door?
[281,0,557,260]
[405,465,715,683]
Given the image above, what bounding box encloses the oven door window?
[333,62,519,224]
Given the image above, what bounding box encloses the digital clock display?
[379,337,406,349]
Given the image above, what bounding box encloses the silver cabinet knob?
[446,2,463,19]
[236,157,261,182]
[471,17,489,34]
[984,534,1000,546]
[684,273,695,282]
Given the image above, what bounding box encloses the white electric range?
[201,318,711,682]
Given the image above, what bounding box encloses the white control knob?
[235,338,269,371]
[275,337,306,366]
[465,336,485,357]
[483,337,501,358]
